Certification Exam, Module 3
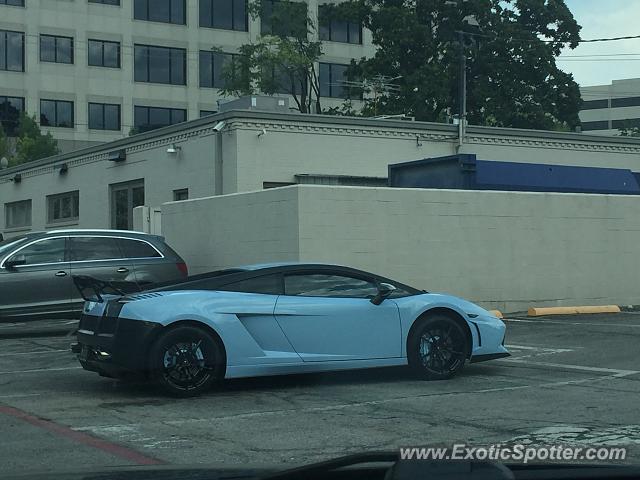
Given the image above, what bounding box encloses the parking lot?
[1,312,639,475]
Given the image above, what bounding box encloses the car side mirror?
[4,258,26,270]
[371,282,397,305]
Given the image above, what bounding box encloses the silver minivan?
[0,229,188,322]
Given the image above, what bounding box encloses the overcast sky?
[559,0,640,87]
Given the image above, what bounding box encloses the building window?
[261,0,307,36]
[40,99,74,128]
[199,51,241,88]
[110,180,144,230]
[199,0,247,31]
[134,105,186,133]
[47,191,79,224]
[88,103,121,131]
[0,96,24,136]
[319,62,349,98]
[40,35,74,64]
[580,120,609,131]
[0,0,24,6]
[88,0,120,4]
[88,39,121,68]
[5,200,31,229]
[268,65,306,94]
[611,97,640,109]
[134,0,186,25]
[318,5,361,44]
[173,188,189,201]
[134,44,186,85]
[581,99,608,111]
[0,29,24,72]
[611,118,640,129]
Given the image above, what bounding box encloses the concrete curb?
[527,305,621,317]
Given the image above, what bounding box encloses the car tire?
[407,315,468,380]
[150,325,225,397]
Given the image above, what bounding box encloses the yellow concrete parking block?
[489,310,504,319]
[527,305,621,317]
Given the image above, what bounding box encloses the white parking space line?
[0,349,69,357]
[0,366,81,375]
[498,358,640,378]
[508,344,575,352]
[505,344,576,360]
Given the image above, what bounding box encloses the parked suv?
[0,229,188,322]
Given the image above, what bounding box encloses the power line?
[559,53,640,58]
[579,35,640,43]
[464,30,640,45]
[558,59,640,62]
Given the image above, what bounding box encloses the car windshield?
[2,1,639,478]
[0,235,28,256]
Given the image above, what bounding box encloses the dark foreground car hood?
[3,466,270,480]
[5,456,640,480]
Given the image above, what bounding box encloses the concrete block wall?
[161,187,301,274]
[162,185,640,312]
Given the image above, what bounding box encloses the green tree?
[0,125,9,161]
[10,114,60,166]
[219,0,324,113]
[345,0,583,130]
[618,122,640,137]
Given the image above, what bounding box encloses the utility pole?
[457,30,467,151]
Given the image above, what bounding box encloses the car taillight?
[176,261,188,277]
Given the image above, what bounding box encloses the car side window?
[118,238,161,259]
[284,274,379,298]
[7,238,67,266]
[216,274,283,295]
[69,236,122,262]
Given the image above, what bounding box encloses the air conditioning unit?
[218,95,291,113]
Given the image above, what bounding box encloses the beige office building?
[579,78,640,135]
[0,0,373,152]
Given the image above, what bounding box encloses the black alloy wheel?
[408,315,468,380]
[150,326,224,396]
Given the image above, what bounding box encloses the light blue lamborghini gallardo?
[72,263,509,396]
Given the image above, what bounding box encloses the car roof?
[27,229,161,239]
[151,262,422,295]
[239,262,348,271]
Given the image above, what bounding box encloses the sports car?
[71,263,509,396]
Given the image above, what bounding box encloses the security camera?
[213,121,226,132]
[257,128,267,137]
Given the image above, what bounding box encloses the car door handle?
[117,267,129,273]
[55,271,68,277]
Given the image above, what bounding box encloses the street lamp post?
[455,15,480,151]
[457,30,467,151]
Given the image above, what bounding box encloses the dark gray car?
[0,229,188,322]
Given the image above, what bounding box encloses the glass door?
[110,179,145,230]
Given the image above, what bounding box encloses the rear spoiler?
[72,275,127,303]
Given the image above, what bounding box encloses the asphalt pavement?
[1,312,639,476]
